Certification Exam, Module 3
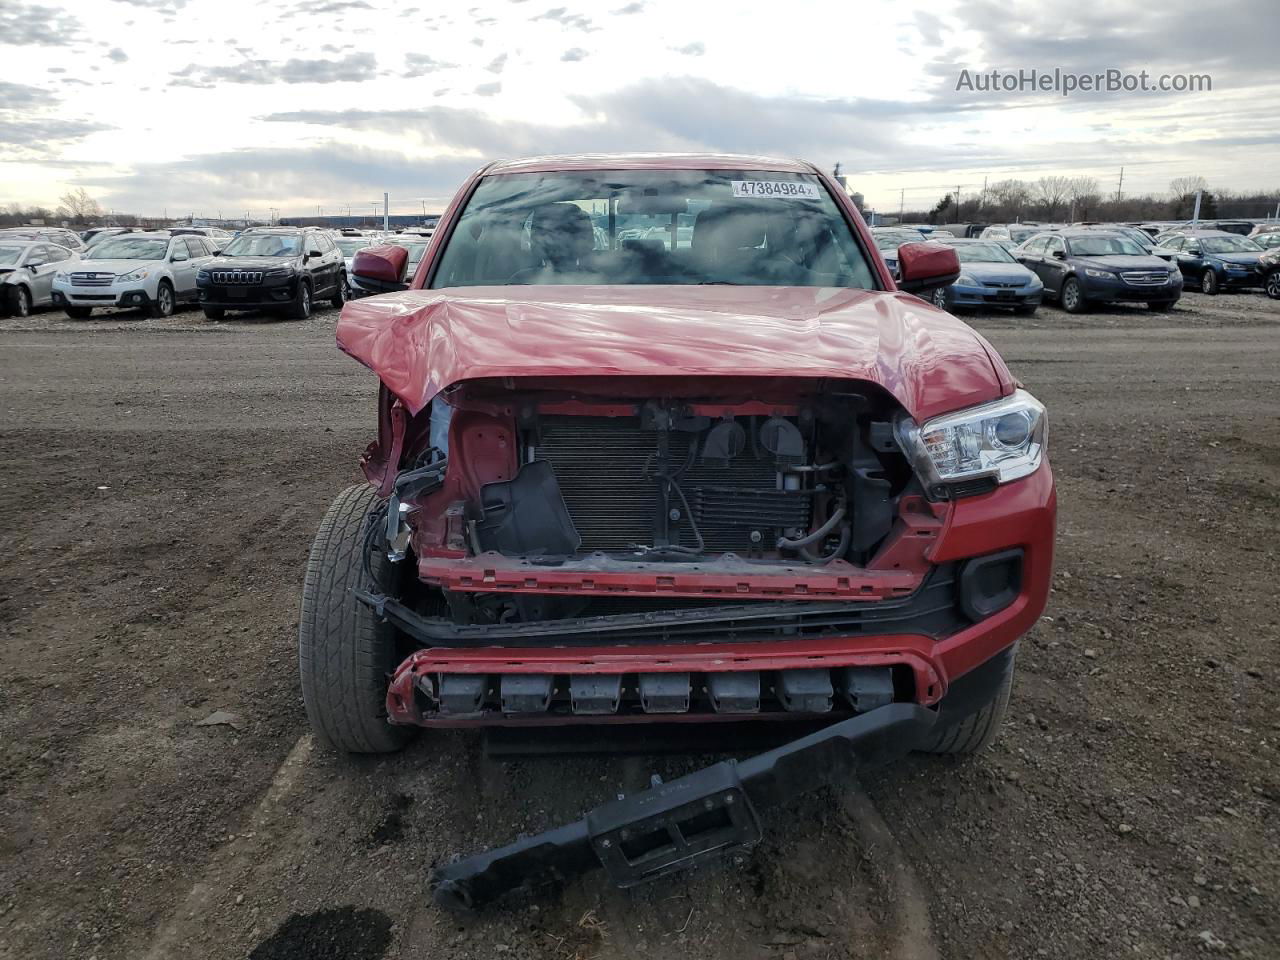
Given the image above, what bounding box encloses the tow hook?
[430,702,936,911]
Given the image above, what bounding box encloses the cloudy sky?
[2,0,1277,219]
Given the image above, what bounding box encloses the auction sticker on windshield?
[731,180,822,199]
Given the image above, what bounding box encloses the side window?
[46,245,70,263]
[1164,236,1183,252]
[28,245,50,266]
[1022,237,1043,254]
[187,238,206,258]
[1046,237,1064,257]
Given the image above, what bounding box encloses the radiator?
[533,416,812,555]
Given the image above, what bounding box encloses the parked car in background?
[0,226,86,253]
[1247,224,1280,240]
[869,227,924,279]
[1014,229,1182,312]
[196,226,348,319]
[1162,230,1266,295]
[1260,247,1280,299]
[0,240,79,317]
[981,224,1044,247]
[1074,224,1178,261]
[385,236,432,282]
[931,239,1042,314]
[1252,231,1280,251]
[52,232,216,318]
[170,226,231,242]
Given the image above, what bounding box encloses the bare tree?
[1068,176,1101,220]
[1033,176,1073,219]
[1169,176,1208,201]
[987,179,1032,219]
[56,188,102,223]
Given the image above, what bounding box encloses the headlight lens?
[896,389,1047,494]
[956,273,977,286]
[1083,268,1115,279]
[117,269,149,283]
[54,271,68,282]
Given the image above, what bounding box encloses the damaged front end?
[357,373,977,727]
[350,373,1043,908]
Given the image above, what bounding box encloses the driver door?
[26,246,56,305]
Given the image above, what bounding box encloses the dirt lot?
[1,291,1277,960]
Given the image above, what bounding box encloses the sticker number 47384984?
[730,180,822,200]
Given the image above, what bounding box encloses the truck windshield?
[431,170,875,289]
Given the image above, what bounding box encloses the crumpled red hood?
[336,285,1013,422]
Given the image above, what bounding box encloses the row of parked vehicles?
[0,223,435,320]
[869,219,1280,314]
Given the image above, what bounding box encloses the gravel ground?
[0,290,1277,960]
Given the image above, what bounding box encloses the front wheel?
[1060,277,1087,313]
[1266,269,1280,300]
[6,285,32,318]
[931,286,949,309]
[287,280,312,320]
[921,647,1015,754]
[1200,269,1219,295]
[148,281,175,318]
[331,272,350,309]
[298,484,413,754]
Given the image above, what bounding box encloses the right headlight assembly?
[896,389,1047,497]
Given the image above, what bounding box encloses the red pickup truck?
[300,154,1055,908]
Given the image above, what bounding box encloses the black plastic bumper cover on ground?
[430,701,936,911]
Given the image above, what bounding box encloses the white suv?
[53,232,216,318]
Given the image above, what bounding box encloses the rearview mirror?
[895,241,960,295]
[352,244,410,293]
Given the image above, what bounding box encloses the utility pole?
[980,175,988,209]
[898,188,904,222]
[383,192,389,232]
[1192,190,1202,225]
[955,185,962,222]
[1116,166,1124,204]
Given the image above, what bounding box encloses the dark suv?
[196,227,349,319]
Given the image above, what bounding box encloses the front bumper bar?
[430,701,935,911]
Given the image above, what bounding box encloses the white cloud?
[0,0,1276,217]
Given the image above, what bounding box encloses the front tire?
[298,484,413,754]
[931,286,949,309]
[921,648,1015,754]
[1266,269,1280,300]
[148,281,175,318]
[287,280,312,320]
[1200,269,1219,295]
[6,285,32,318]
[331,272,350,309]
[1060,277,1087,313]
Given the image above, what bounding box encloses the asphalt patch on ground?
[248,907,393,960]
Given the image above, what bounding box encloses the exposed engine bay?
[416,378,914,568]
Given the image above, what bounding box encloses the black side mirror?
[306,249,323,259]
[1052,249,1065,260]
[1187,247,1200,255]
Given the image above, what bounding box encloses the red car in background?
[299,154,1055,909]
